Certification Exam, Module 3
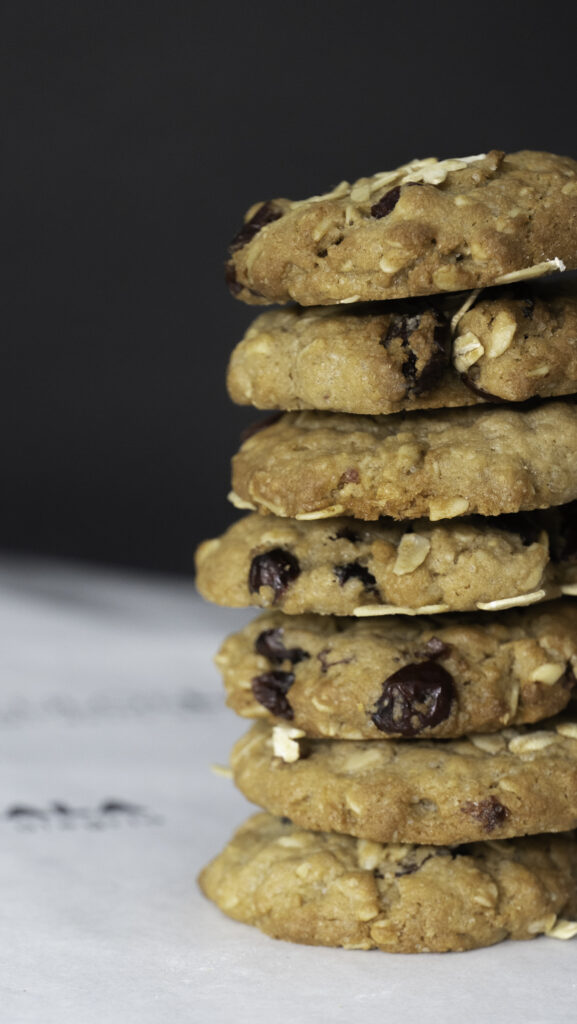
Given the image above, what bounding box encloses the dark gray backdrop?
[2,1,576,572]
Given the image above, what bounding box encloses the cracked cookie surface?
[199,813,577,952]
[226,150,577,305]
[230,718,577,844]
[195,509,577,615]
[217,602,577,739]
[227,280,577,415]
[230,403,577,521]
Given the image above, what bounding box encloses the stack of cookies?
[196,150,577,953]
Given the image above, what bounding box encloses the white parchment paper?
[0,558,575,1024]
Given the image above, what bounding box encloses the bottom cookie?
[199,813,577,953]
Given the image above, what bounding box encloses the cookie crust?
[199,813,577,953]
[226,151,577,306]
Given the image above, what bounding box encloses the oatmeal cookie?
[230,403,577,521]
[227,280,577,414]
[217,602,577,739]
[230,718,577,844]
[199,813,577,953]
[195,509,577,615]
[225,151,577,305]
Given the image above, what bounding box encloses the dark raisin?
[249,549,300,602]
[255,627,309,666]
[399,331,419,386]
[422,311,452,393]
[461,797,510,833]
[338,467,360,486]
[371,662,455,736]
[228,201,283,253]
[382,308,451,396]
[402,351,418,384]
[371,185,401,219]
[240,412,283,444]
[384,313,421,348]
[317,248,328,258]
[334,562,379,594]
[251,671,295,719]
[419,636,451,660]
[408,311,450,394]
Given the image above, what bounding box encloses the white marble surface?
[1,558,576,1023]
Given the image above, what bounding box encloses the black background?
[3,0,577,574]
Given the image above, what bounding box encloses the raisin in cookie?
[216,603,577,739]
[230,718,577,844]
[227,280,577,415]
[230,403,577,521]
[195,509,577,615]
[226,150,577,305]
[199,813,577,953]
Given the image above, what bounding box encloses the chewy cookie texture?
[199,813,577,953]
[230,403,577,522]
[216,603,577,740]
[227,281,577,415]
[231,719,577,846]
[225,150,577,306]
[195,508,577,616]
[198,148,577,954]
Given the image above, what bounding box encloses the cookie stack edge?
[196,151,577,953]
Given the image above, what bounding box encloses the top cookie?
[226,150,577,305]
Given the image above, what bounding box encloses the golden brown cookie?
[227,280,577,414]
[454,280,577,403]
[217,603,577,739]
[230,718,577,844]
[230,403,577,521]
[225,151,577,305]
[195,509,577,615]
[199,813,577,953]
